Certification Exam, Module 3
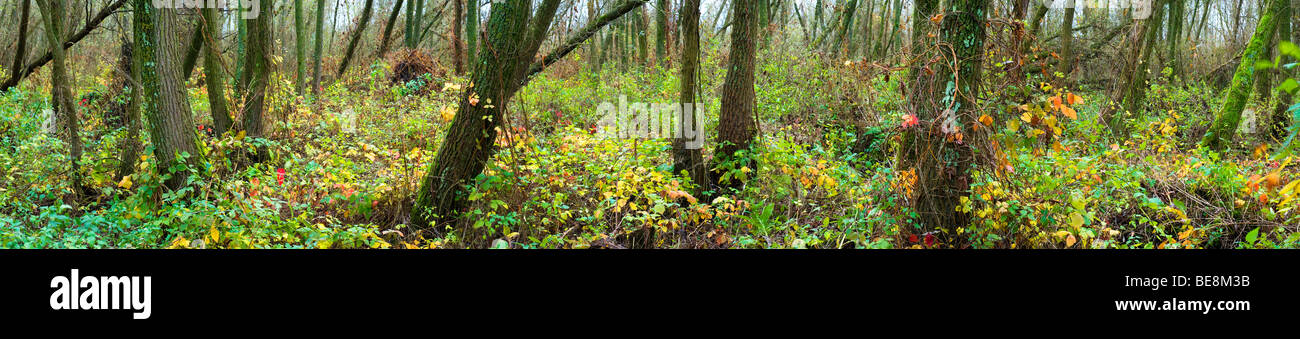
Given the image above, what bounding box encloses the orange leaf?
[1061,106,1077,120]
[1066,93,1082,105]
[1050,96,1063,111]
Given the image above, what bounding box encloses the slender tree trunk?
[710,0,758,193]
[450,0,462,74]
[243,0,273,162]
[673,0,708,192]
[833,0,859,56]
[1201,0,1285,150]
[338,0,375,77]
[138,3,206,191]
[413,0,646,228]
[1058,1,1077,82]
[114,36,141,181]
[587,0,599,71]
[1,0,127,92]
[36,0,84,199]
[313,0,326,92]
[466,0,479,69]
[1166,0,1185,80]
[656,0,668,61]
[296,0,307,95]
[201,7,231,136]
[1023,1,1047,52]
[9,0,30,90]
[1268,0,1294,139]
[181,16,203,80]
[1118,0,1166,128]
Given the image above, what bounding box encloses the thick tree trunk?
[1201,0,1285,150]
[338,0,375,77]
[36,0,84,199]
[1166,0,1185,80]
[904,0,988,241]
[466,0,479,69]
[201,7,231,136]
[709,0,758,193]
[139,3,206,191]
[243,0,273,162]
[673,0,708,192]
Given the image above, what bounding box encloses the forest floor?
[2,47,1298,249]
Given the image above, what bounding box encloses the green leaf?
[1280,41,1300,59]
[490,239,509,249]
[1279,78,1300,96]
[1256,59,1275,70]
[1245,227,1260,244]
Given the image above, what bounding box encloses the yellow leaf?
[1065,234,1077,248]
[118,176,133,190]
[1068,213,1084,229]
[1020,112,1033,123]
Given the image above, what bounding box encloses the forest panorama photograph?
[0,0,1297,250]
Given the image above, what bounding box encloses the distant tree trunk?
[181,17,202,80]
[673,0,708,192]
[312,0,326,92]
[1166,0,1185,80]
[296,0,307,95]
[9,0,30,90]
[1268,0,1294,139]
[884,0,903,60]
[114,36,141,181]
[466,0,479,68]
[201,7,231,136]
[405,0,415,46]
[709,0,758,193]
[235,5,247,98]
[1058,1,1076,83]
[1023,1,1047,52]
[906,0,988,241]
[35,0,84,198]
[637,5,649,65]
[414,0,425,47]
[450,0,462,74]
[1117,0,1166,131]
[587,0,599,71]
[139,3,206,191]
[1201,0,1284,150]
[905,0,939,114]
[338,0,375,77]
[832,0,858,56]
[1,0,128,92]
[243,0,273,162]
[413,0,647,229]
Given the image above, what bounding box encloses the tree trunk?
[296,0,307,95]
[709,0,758,193]
[1268,0,1294,139]
[201,7,231,136]
[313,0,326,93]
[1058,1,1076,82]
[412,0,646,229]
[1118,0,1166,130]
[673,0,708,192]
[450,0,462,74]
[1166,0,1185,80]
[338,0,375,77]
[9,0,30,91]
[832,0,859,56]
[656,0,668,61]
[1,0,127,92]
[466,0,479,69]
[903,0,988,242]
[181,16,203,80]
[587,0,599,71]
[36,0,84,199]
[114,34,141,181]
[243,0,273,162]
[1023,1,1047,52]
[138,3,206,192]
[1201,0,1285,150]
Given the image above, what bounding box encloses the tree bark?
[1058,1,1076,82]
[243,0,273,162]
[9,0,30,91]
[673,0,708,192]
[201,7,231,136]
[709,0,758,193]
[449,0,462,74]
[338,0,375,77]
[1166,0,1185,80]
[36,0,85,199]
[466,0,479,69]
[1201,0,1285,150]
[296,0,308,95]
[138,3,206,191]
[313,0,326,92]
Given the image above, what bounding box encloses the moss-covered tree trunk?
[1115,0,1166,133]
[709,0,758,193]
[201,7,231,136]
[656,0,668,61]
[312,0,326,93]
[242,0,273,162]
[338,0,375,77]
[832,0,858,55]
[180,16,203,80]
[1023,1,1047,53]
[295,0,307,96]
[412,0,647,229]
[1201,0,1285,150]
[450,0,463,74]
[114,35,141,181]
[1268,0,1294,139]
[903,0,988,242]
[36,0,84,199]
[466,0,479,69]
[138,3,206,191]
[673,0,708,192]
